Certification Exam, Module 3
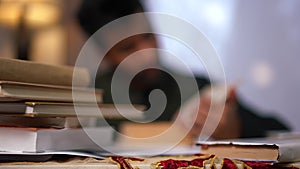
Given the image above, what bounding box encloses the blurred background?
[0,0,299,131]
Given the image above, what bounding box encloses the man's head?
[77,0,144,36]
[77,0,159,71]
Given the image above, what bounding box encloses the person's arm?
[189,77,290,139]
[237,101,290,138]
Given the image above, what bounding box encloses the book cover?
[0,115,66,129]
[0,81,103,103]
[0,101,145,119]
[0,58,90,87]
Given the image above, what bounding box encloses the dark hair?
[77,0,144,36]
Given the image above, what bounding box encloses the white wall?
[144,0,300,131]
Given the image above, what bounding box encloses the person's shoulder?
[160,66,210,89]
[94,70,114,87]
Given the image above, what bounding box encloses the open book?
[197,133,300,163]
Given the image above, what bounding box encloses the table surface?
[0,155,201,169]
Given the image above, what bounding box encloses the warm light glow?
[0,2,22,27]
[25,3,61,28]
[0,0,61,28]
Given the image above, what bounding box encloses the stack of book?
[0,58,144,161]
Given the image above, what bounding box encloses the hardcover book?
[0,102,145,119]
[0,81,103,103]
[0,127,114,152]
[0,115,66,129]
[0,58,90,87]
[197,133,300,163]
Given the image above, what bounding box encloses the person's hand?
[198,86,241,140]
[176,85,241,141]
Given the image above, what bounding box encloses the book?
[0,149,106,162]
[0,127,114,152]
[0,58,90,87]
[0,81,103,103]
[197,133,300,163]
[0,102,145,119]
[0,115,66,129]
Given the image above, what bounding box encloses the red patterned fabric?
[109,156,144,169]
[156,155,215,168]
[222,158,239,169]
[244,161,299,169]
[154,154,300,169]
[108,155,300,169]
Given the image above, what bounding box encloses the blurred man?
[77,0,289,140]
